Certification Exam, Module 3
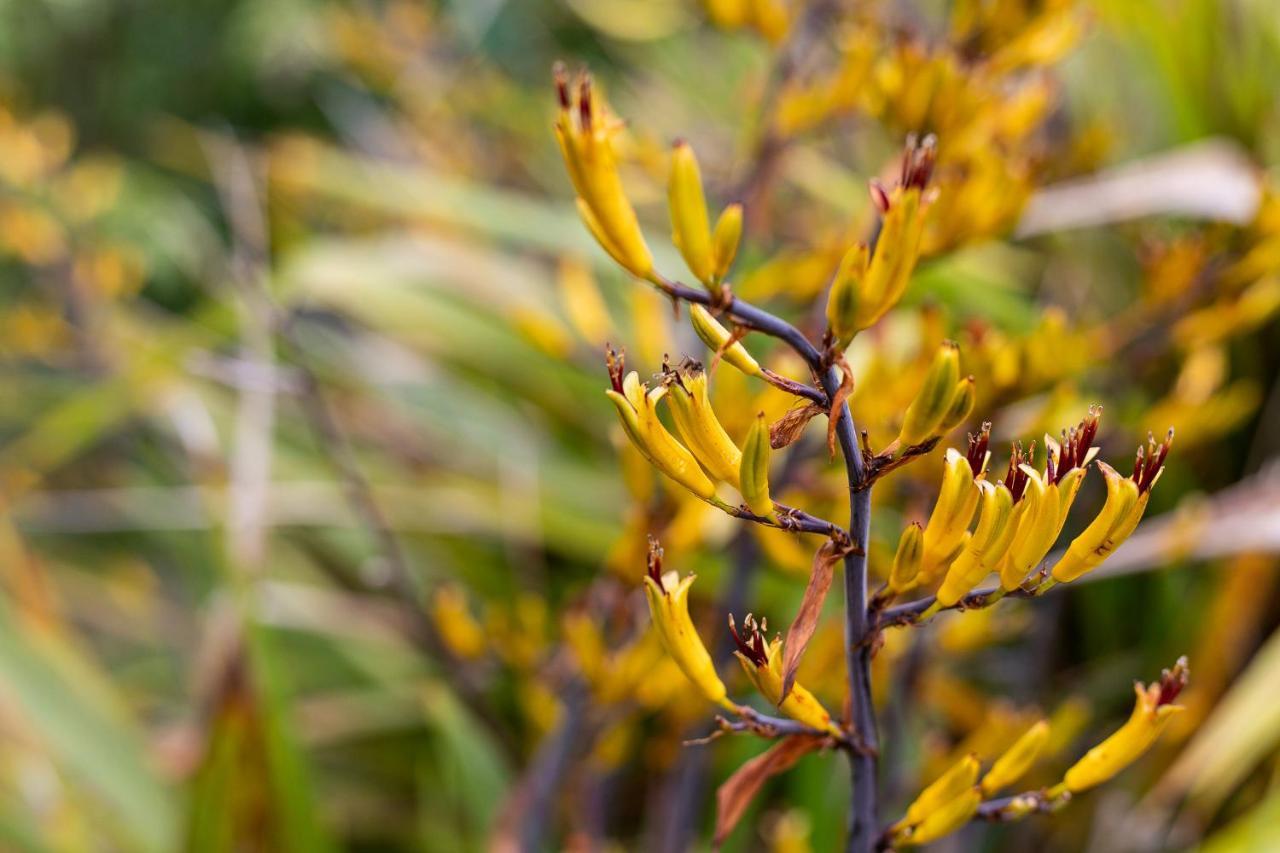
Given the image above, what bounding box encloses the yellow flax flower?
[554,66,653,279]
[903,788,981,846]
[854,136,938,332]
[642,540,734,712]
[606,349,717,501]
[892,753,980,844]
[997,408,1101,589]
[1050,430,1172,584]
[1059,657,1189,794]
[918,427,989,585]
[729,614,842,737]
[663,358,741,488]
[981,719,1050,795]
[935,477,1014,607]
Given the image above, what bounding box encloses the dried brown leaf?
[714,734,823,846]
[779,538,848,702]
[826,354,855,458]
[770,403,824,449]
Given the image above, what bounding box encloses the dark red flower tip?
[729,613,769,668]
[1132,428,1173,494]
[966,422,991,477]
[646,535,663,584]
[1049,405,1102,485]
[1156,656,1189,706]
[606,344,626,394]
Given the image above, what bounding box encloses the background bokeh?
[0,0,1277,850]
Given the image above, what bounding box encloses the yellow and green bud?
[689,303,763,378]
[668,141,715,286]
[711,203,743,282]
[889,522,925,594]
[739,411,774,516]
[898,341,963,447]
[825,244,869,348]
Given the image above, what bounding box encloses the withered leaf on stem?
[770,403,824,449]
[714,734,824,846]
[779,538,849,703]
[826,354,855,458]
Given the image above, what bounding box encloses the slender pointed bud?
[689,304,763,377]
[643,541,734,710]
[729,614,841,736]
[740,411,774,516]
[665,359,742,487]
[918,448,982,584]
[554,69,654,278]
[901,754,981,827]
[903,789,981,846]
[711,203,743,281]
[937,375,976,434]
[936,480,1015,606]
[605,355,717,500]
[981,720,1050,795]
[669,141,715,285]
[898,341,961,446]
[1050,462,1143,584]
[825,244,869,347]
[1061,658,1188,793]
[889,522,925,593]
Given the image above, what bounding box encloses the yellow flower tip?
[711,202,744,282]
[740,411,774,516]
[899,340,962,446]
[889,522,925,593]
[668,140,714,284]
[663,356,743,487]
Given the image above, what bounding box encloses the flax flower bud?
[1051,430,1171,584]
[903,789,981,846]
[664,359,741,487]
[739,412,774,516]
[901,754,980,828]
[918,433,988,585]
[668,141,715,285]
[554,68,653,279]
[689,304,763,378]
[981,720,1050,795]
[936,479,1015,606]
[606,349,716,501]
[643,541,734,711]
[898,341,961,446]
[825,245,869,348]
[889,522,924,593]
[730,614,841,737]
[937,375,976,434]
[711,203,743,281]
[1061,657,1188,793]
[854,135,936,331]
